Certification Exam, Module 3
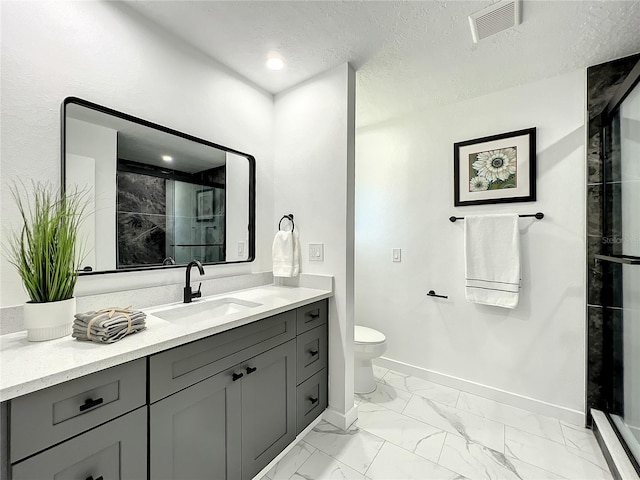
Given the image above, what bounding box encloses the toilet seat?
[354,325,386,345]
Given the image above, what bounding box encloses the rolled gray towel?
[72,308,146,343]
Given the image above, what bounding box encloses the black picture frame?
[196,188,215,222]
[454,127,536,206]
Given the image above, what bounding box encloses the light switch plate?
[309,243,324,262]
[237,241,245,257]
[392,248,401,262]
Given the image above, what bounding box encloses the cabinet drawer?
[10,358,146,463]
[296,368,327,435]
[149,310,296,402]
[296,323,327,385]
[12,406,147,480]
[296,300,328,334]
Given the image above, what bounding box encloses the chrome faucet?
[184,260,205,303]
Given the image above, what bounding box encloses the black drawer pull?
[86,476,103,480]
[309,350,319,356]
[79,397,104,412]
[232,372,244,381]
[307,312,320,319]
[246,366,257,374]
[309,397,319,405]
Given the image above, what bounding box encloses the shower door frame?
[599,58,640,476]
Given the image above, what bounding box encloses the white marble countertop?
[0,284,332,402]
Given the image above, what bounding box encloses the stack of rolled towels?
[73,306,147,343]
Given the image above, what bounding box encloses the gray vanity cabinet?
[150,363,243,480]
[8,359,147,480]
[150,339,297,480]
[11,406,147,480]
[295,300,329,434]
[241,339,296,479]
[2,298,329,480]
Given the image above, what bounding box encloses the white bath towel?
[292,230,300,277]
[464,214,520,309]
[272,230,300,277]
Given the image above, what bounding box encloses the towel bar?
[595,254,640,265]
[449,212,544,223]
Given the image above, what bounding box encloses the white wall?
[356,70,586,417]
[226,152,250,262]
[65,153,97,270]
[274,64,357,428]
[0,1,274,306]
[65,118,117,271]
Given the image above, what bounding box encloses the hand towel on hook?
[272,230,300,277]
[464,214,520,308]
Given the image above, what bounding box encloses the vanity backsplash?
[0,272,273,335]
[0,273,333,336]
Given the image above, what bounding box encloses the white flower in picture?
[472,147,517,182]
[469,176,489,192]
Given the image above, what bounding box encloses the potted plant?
[7,182,87,341]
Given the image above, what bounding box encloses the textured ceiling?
[124,0,640,127]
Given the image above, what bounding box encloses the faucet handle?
[194,283,202,298]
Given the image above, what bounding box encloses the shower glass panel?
[167,180,225,264]
[116,164,226,268]
[602,69,640,471]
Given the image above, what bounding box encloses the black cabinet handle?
[232,372,244,381]
[85,476,103,480]
[308,312,320,319]
[79,397,103,412]
[246,366,257,374]
[309,350,319,357]
[309,397,319,405]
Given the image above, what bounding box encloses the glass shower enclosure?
[599,59,640,472]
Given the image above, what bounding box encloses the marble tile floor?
[263,365,612,480]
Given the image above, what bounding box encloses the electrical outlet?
[309,243,324,262]
[392,248,401,262]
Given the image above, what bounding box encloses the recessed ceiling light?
[266,55,284,71]
[162,155,173,162]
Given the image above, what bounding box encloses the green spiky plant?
[7,182,87,303]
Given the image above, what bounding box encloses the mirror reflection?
[63,98,254,273]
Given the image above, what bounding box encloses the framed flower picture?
[454,128,536,206]
[196,188,215,221]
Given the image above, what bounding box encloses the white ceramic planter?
[23,297,76,341]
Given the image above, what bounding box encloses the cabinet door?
[150,365,243,480]
[241,340,296,479]
[12,406,146,480]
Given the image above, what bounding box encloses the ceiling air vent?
[469,0,521,43]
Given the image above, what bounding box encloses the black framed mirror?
[62,97,255,275]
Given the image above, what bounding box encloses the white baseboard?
[375,356,585,426]
[323,404,359,430]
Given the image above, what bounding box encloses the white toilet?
[354,325,387,394]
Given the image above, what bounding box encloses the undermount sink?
[153,297,262,324]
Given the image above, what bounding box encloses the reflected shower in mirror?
[63,98,255,274]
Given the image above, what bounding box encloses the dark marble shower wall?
[117,171,167,267]
[586,53,639,423]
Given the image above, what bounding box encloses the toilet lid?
[354,325,386,345]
